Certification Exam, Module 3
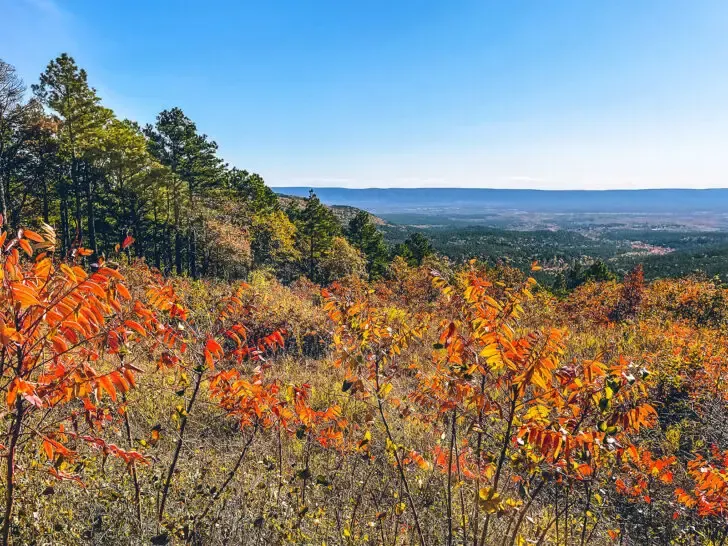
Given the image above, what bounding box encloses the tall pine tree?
[290,190,341,282]
[346,210,389,279]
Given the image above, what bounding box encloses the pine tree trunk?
[175,230,183,275]
[59,176,71,254]
[309,236,315,280]
[165,227,173,276]
[153,227,161,270]
[42,176,49,223]
[153,204,161,269]
[73,161,82,244]
[0,172,8,231]
[85,166,97,255]
[132,214,143,259]
[189,227,197,279]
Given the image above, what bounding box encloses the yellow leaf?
[479,345,499,358]
[478,487,502,514]
[378,383,393,399]
[524,404,550,422]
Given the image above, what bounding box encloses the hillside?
[2,52,728,546]
[4,222,728,545]
[277,193,389,226]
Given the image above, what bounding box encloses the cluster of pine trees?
[0,55,432,284]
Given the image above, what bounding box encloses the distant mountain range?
[274,187,728,214]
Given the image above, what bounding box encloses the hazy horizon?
[271,185,728,191]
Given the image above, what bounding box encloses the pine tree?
[33,54,111,255]
[291,190,341,282]
[346,210,389,279]
[396,232,433,266]
[144,107,225,276]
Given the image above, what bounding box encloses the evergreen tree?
[33,53,112,254]
[567,260,616,289]
[291,190,341,282]
[144,107,225,276]
[100,118,168,261]
[228,168,278,213]
[396,232,433,266]
[346,210,389,279]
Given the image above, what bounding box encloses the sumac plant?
[0,219,148,545]
[326,263,661,546]
[134,271,312,541]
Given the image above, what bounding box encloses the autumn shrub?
[0,224,149,544]
[644,276,728,327]
[559,279,621,327]
[3,216,728,546]
[242,270,329,357]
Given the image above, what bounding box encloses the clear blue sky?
[3,0,728,189]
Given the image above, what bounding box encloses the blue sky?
[3,0,728,189]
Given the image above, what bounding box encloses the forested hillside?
[1,54,728,546]
[382,225,728,285]
[0,56,419,286]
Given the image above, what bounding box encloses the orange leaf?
[23,229,44,243]
[18,238,33,256]
[6,379,19,408]
[577,463,593,477]
[116,283,131,300]
[122,368,137,388]
[98,375,117,402]
[124,320,147,337]
[42,439,54,461]
[110,371,130,393]
[51,336,68,354]
[206,338,223,356]
[11,283,41,308]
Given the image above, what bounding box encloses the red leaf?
[206,338,223,356]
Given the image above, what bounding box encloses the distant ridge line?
[272,186,728,191]
[273,187,728,214]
